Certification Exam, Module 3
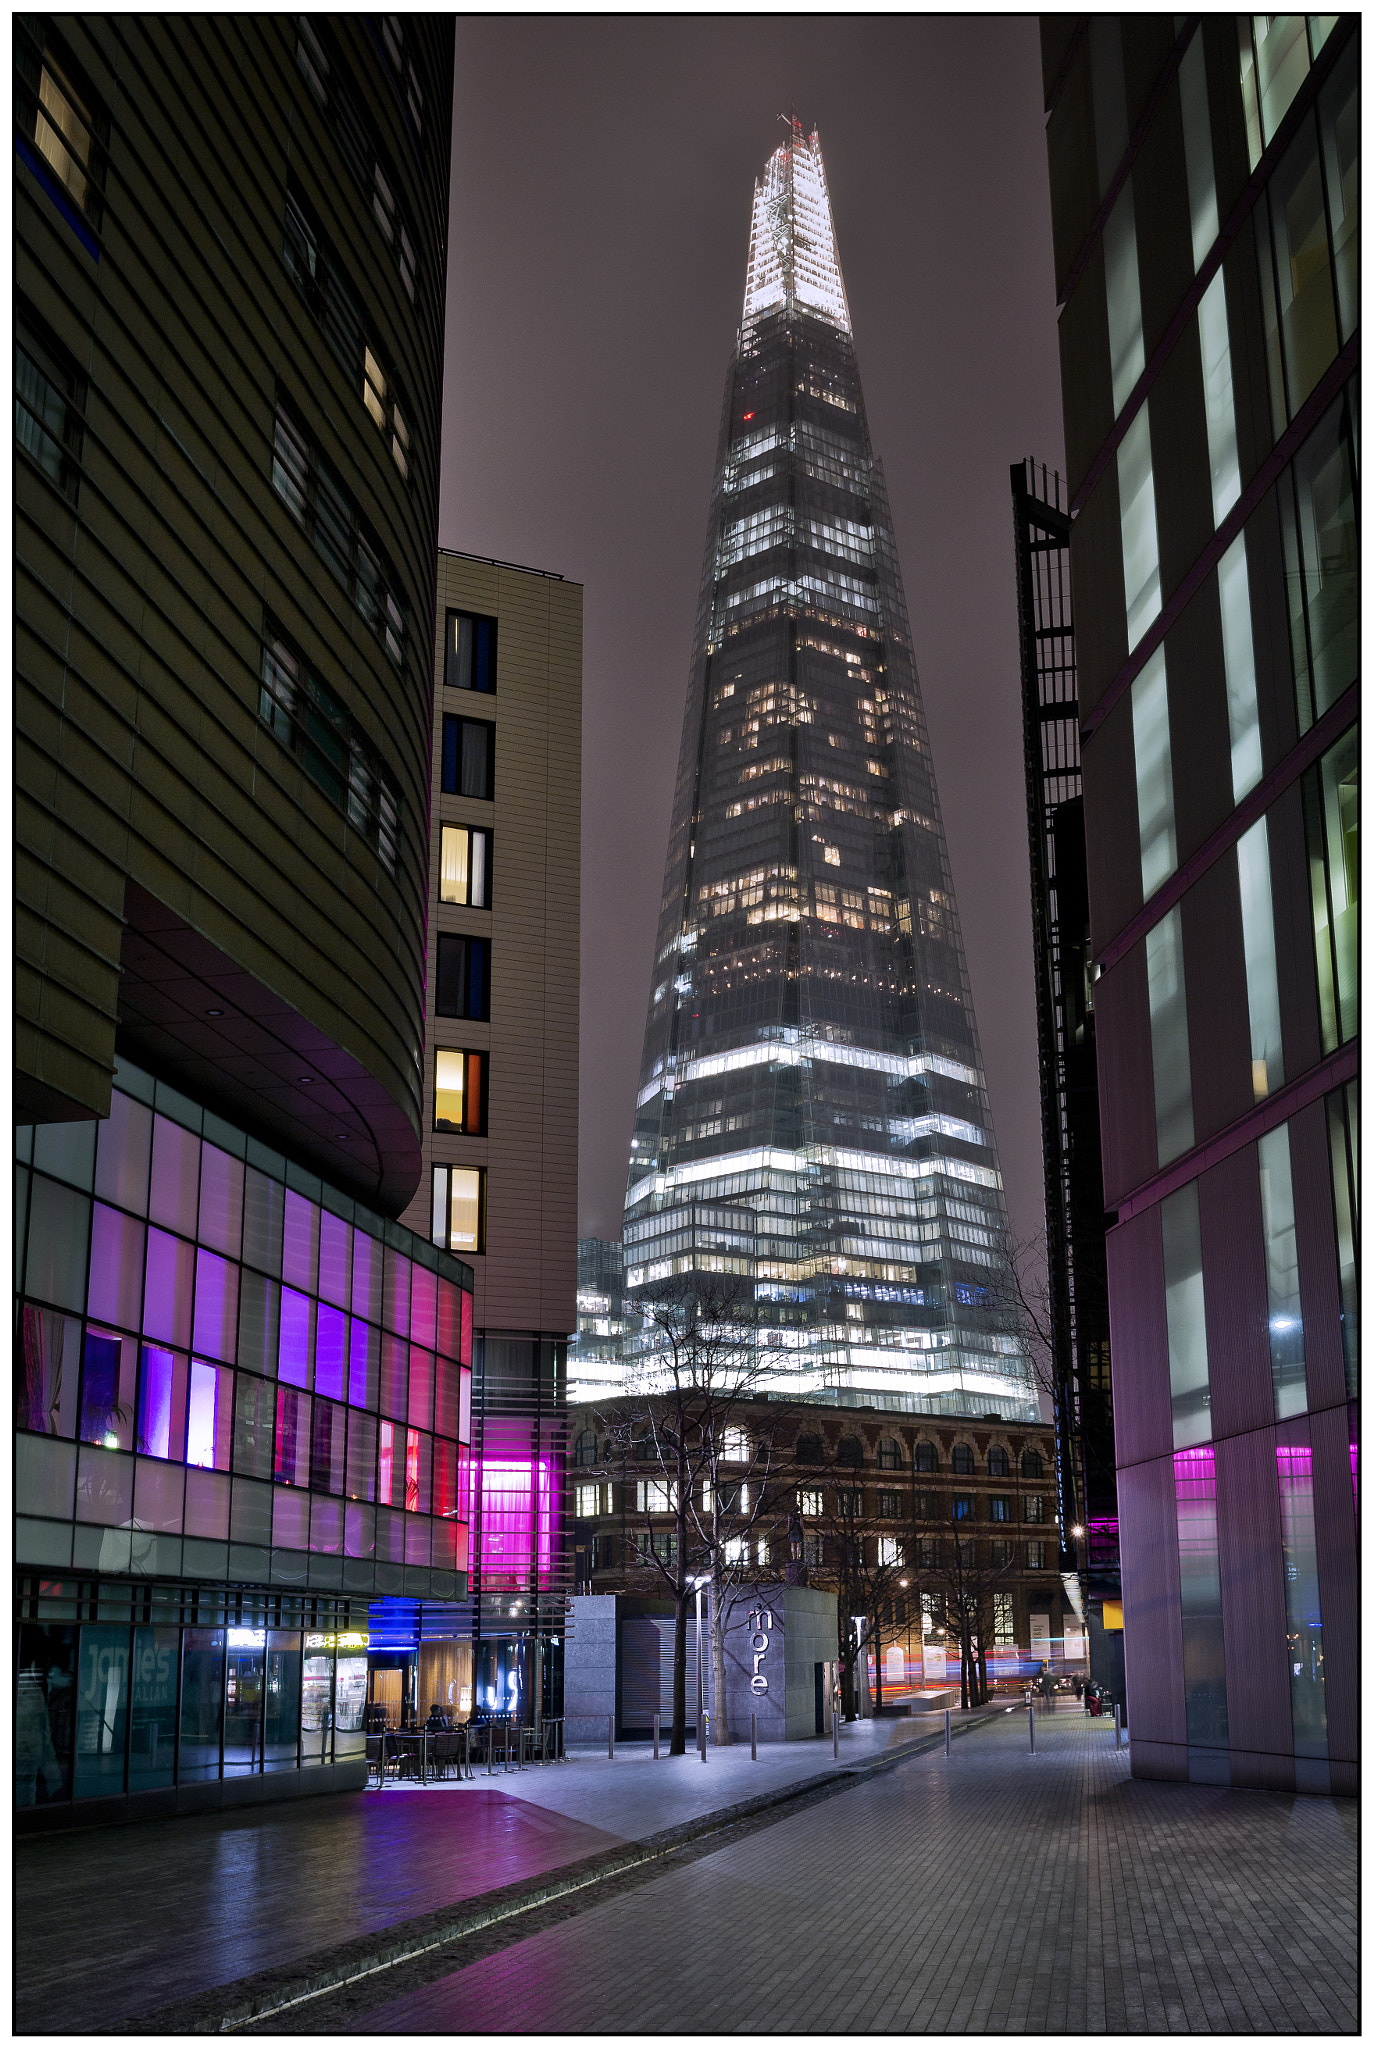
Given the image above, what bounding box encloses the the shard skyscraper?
[624,123,1036,1420]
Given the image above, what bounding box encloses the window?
[1197,270,1240,526]
[638,1529,677,1564]
[1255,108,1342,424]
[1118,402,1161,651]
[439,825,491,908]
[1237,818,1283,1100]
[1163,1180,1211,1449]
[1020,1448,1043,1480]
[952,1496,974,1522]
[720,1426,749,1463]
[986,1445,1008,1478]
[271,398,406,665]
[446,611,498,694]
[877,1437,902,1471]
[1218,535,1262,802]
[1238,16,1319,163]
[796,1488,823,1517]
[1025,1541,1048,1570]
[836,1489,862,1518]
[914,1441,939,1473]
[378,15,425,138]
[435,935,490,1021]
[574,1483,603,1520]
[283,180,410,480]
[636,1479,674,1514]
[1258,1124,1307,1418]
[803,1533,823,1566]
[795,1433,822,1465]
[1102,179,1144,416]
[441,716,495,799]
[877,1491,901,1519]
[878,1537,901,1567]
[433,1050,486,1136]
[988,1496,1010,1523]
[15,19,107,245]
[990,1539,1012,1567]
[1178,30,1218,270]
[1132,647,1176,896]
[573,1428,599,1469]
[1280,391,1358,733]
[951,1443,974,1476]
[1275,1444,1327,1755]
[1147,906,1194,1165]
[15,304,84,504]
[259,619,401,873]
[912,1491,936,1520]
[993,1591,1015,1643]
[1302,725,1358,1052]
[918,1536,938,1569]
[1174,1445,1228,1749]
[1023,1495,1046,1524]
[430,1165,484,1255]
[836,1436,863,1467]
[1325,1083,1358,1399]
[295,17,418,301]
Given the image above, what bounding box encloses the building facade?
[398,550,582,1728]
[623,124,1036,1420]
[15,16,460,1825]
[569,1237,642,1404]
[1040,15,1357,1792]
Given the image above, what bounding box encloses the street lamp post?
[693,1573,709,1760]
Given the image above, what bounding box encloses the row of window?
[295,16,418,303]
[15,302,85,505]
[283,178,410,482]
[570,1426,1048,1478]
[575,1479,1048,1525]
[260,618,402,873]
[603,1529,1055,1572]
[271,395,407,668]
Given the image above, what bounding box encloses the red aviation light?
[742,411,754,421]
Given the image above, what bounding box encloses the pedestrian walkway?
[338,1715,1357,2036]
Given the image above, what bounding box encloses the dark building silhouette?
[1040,15,1356,1792]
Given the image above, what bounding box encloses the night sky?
[439,17,1065,1253]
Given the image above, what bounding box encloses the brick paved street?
[349,1715,1357,2035]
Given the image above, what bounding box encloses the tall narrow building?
[624,124,1035,1419]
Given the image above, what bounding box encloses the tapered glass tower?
[624,124,1035,1420]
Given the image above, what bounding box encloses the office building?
[1040,15,1356,1791]
[624,123,1036,1420]
[15,16,461,1825]
[569,1238,642,1405]
[401,550,582,1727]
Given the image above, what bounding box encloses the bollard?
[608,1714,614,1760]
[751,1712,757,1761]
[1114,1704,1122,1750]
[944,1708,951,1757]
[833,1706,839,1759]
[653,1712,660,1760]
[1029,1705,1036,1754]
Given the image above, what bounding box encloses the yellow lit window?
[435,1049,484,1134]
[35,56,94,211]
[448,1167,482,1251]
[439,825,489,907]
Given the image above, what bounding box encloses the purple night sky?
[438,17,1065,1253]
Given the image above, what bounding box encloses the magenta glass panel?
[432,1438,456,1518]
[383,1248,411,1338]
[346,1410,378,1503]
[79,1328,138,1450]
[404,1514,432,1566]
[197,1145,244,1258]
[192,1248,239,1364]
[375,1505,405,1563]
[460,1291,473,1366]
[344,1500,375,1557]
[310,1397,346,1493]
[282,1189,319,1293]
[148,1115,200,1237]
[409,1263,437,1350]
[478,1451,552,1587]
[460,1366,472,1445]
[278,1287,313,1389]
[379,1334,408,1420]
[351,1229,383,1323]
[310,1494,343,1554]
[134,1455,185,1532]
[457,1445,471,1522]
[431,1515,458,1569]
[404,1428,432,1514]
[434,1360,460,1441]
[274,1387,312,1486]
[436,1279,461,1360]
[143,1228,194,1348]
[378,1419,406,1508]
[272,1483,310,1549]
[408,1348,434,1432]
[184,1465,231,1539]
[136,1346,187,1459]
[187,1360,233,1470]
[88,1203,146,1332]
[94,1090,152,1215]
[348,1318,378,1410]
[315,1303,347,1402]
[318,1210,351,1307]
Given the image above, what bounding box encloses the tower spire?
[742,121,850,333]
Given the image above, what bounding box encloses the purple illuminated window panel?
[379,1419,408,1508]
[318,1209,351,1307]
[136,1346,187,1459]
[94,1089,152,1215]
[383,1248,411,1338]
[344,1500,375,1557]
[436,1279,462,1361]
[187,1359,233,1470]
[405,1513,431,1567]
[78,1329,138,1451]
[272,1483,310,1550]
[409,1262,437,1349]
[143,1228,194,1348]
[404,1428,431,1515]
[432,1438,457,1518]
[479,1455,552,1587]
[310,1396,346,1493]
[184,1465,231,1540]
[274,1386,312,1486]
[197,1144,244,1257]
[310,1493,343,1553]
[348,1318,378,1410]
[282,1189,319,1293]
[192,1248,239,1364]
[434,1360,460,1441]
[278,1287,313,1389]
[315,1302,347,1401]
[408,1347,434,1432]
[351,1229,382,1323]
[379,1334,408,1420]
[457,1445,471,1523]
[149,1114,200,1237]
[460,1366,472,1444]
[87,1204,146,1332]
[346,1409,378,1502]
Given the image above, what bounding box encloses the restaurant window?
[15,303,85,504]
[446,610,498,694]
[1302,724,1358,1053]
[439,826,491,908]
[15,18,107,246]
[431,1165,484,1256]
[434,934,490,1021]
[434,1049,486,1136]
[441,716,495,799]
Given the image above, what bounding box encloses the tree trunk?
[960,1634,970,1711]
[872,1617,883,1712]
[670,1587,688,1754]
[709,1571,731,1744]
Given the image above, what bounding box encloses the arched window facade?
[1020,1447,1044,1479]
[836,1436,864,1467]
[573,1429,599,1468]
[951,1442,975,1475]
[877,1437,902,1470]
[986,1445,1009,1477]
[914,1441,939,1473]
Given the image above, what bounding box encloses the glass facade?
[623,125,1034,1417]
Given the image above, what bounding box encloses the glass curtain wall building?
[625,123,1035,1418]
[1041,14,1357,1793]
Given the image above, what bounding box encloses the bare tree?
[907,1500,1017,1709]
[802,1445,911,1720]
